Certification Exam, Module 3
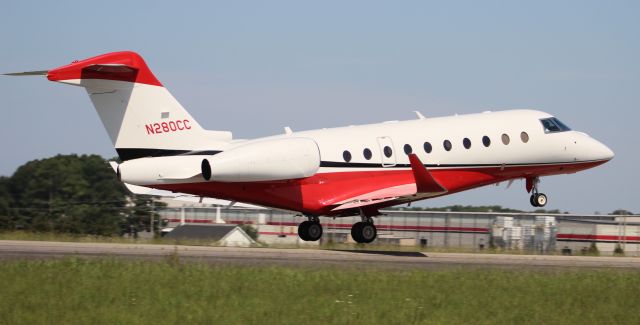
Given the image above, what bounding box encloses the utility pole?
[150,199,155,238]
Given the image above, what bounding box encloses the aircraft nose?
[591,139,614,161]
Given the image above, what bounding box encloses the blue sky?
[1,1,638,213]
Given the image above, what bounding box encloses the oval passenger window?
[343,150,352,162]
[363,148,372,160]
[501,134,510,145]
[443,140,452,151]
[383,146,393,158]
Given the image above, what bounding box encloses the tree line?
[0,154,164,236]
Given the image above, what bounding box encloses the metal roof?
[164,224,239,241]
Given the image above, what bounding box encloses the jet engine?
[201,137,320,182]
[117,137,320,185]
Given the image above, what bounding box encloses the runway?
[1,240,639,270]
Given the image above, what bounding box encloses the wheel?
[360,223,377,243]
[530,194,538,207]
[298,220,322,241]
[350,222,377,244]
[306,221,323,241]
[535,193,547,207]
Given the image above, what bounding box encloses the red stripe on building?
[557,234,640,242]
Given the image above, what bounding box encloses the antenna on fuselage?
[414,111,426,120]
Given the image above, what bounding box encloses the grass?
[0,258,638,325]
[0,231,227,247]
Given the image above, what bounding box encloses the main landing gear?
[296,214,379,244]
[351,215,377,244]
[298,216,323,241]
[527,177,548,208]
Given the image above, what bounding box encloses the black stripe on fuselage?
[319,159,604,169]
[116,148,222,161]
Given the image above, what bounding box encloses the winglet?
[408,154,446,193]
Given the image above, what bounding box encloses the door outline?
[377,136,396,167]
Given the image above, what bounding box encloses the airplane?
[5,51,614,243]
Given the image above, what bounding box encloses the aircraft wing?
[331,154,446,211]
[331,184,417,211]
[108,161,266,209]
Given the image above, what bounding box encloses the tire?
[351,222,364,243]
[298,221,311,241]
[351,222,377,244]
[306,222,323,241]
[535,193,547,207]
[530,194,538,207]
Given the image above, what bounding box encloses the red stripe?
[557,234,640,241]
[166,219,214,224]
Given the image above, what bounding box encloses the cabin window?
[404,144,413,155]
[423,142,432,153]
[463,138,471,149]
[443,140,452,151]
[501,134,510,145]
[520,132,529,143]
[343,150,352,162]
[482,136,491,147]
[363,148,372,160]
[383,146,393,158]
[540,117,571,133]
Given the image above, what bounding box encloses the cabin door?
[377,136,396,167]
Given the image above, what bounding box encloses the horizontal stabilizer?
[3,70,48,76]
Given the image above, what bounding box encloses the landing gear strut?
[298,216,323,241]
[527,177,548,207]
[351,214,377,244]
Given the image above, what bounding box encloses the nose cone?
[590,139,615,161]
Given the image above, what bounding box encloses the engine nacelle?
[118,155,206,185]
[202,137,320,182]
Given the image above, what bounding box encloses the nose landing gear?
[527,177,548,207]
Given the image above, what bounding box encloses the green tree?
[7,154,128,235]
[610,209,634,215]
[0,177,13,230]
[239,224,259,241]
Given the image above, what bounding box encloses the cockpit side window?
[540,117,571,133]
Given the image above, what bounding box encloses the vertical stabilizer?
[42,51,231,160]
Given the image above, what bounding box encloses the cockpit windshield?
[540,117,571,133]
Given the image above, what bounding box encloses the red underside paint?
[47,51,162,86]
[154,160,608,216]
